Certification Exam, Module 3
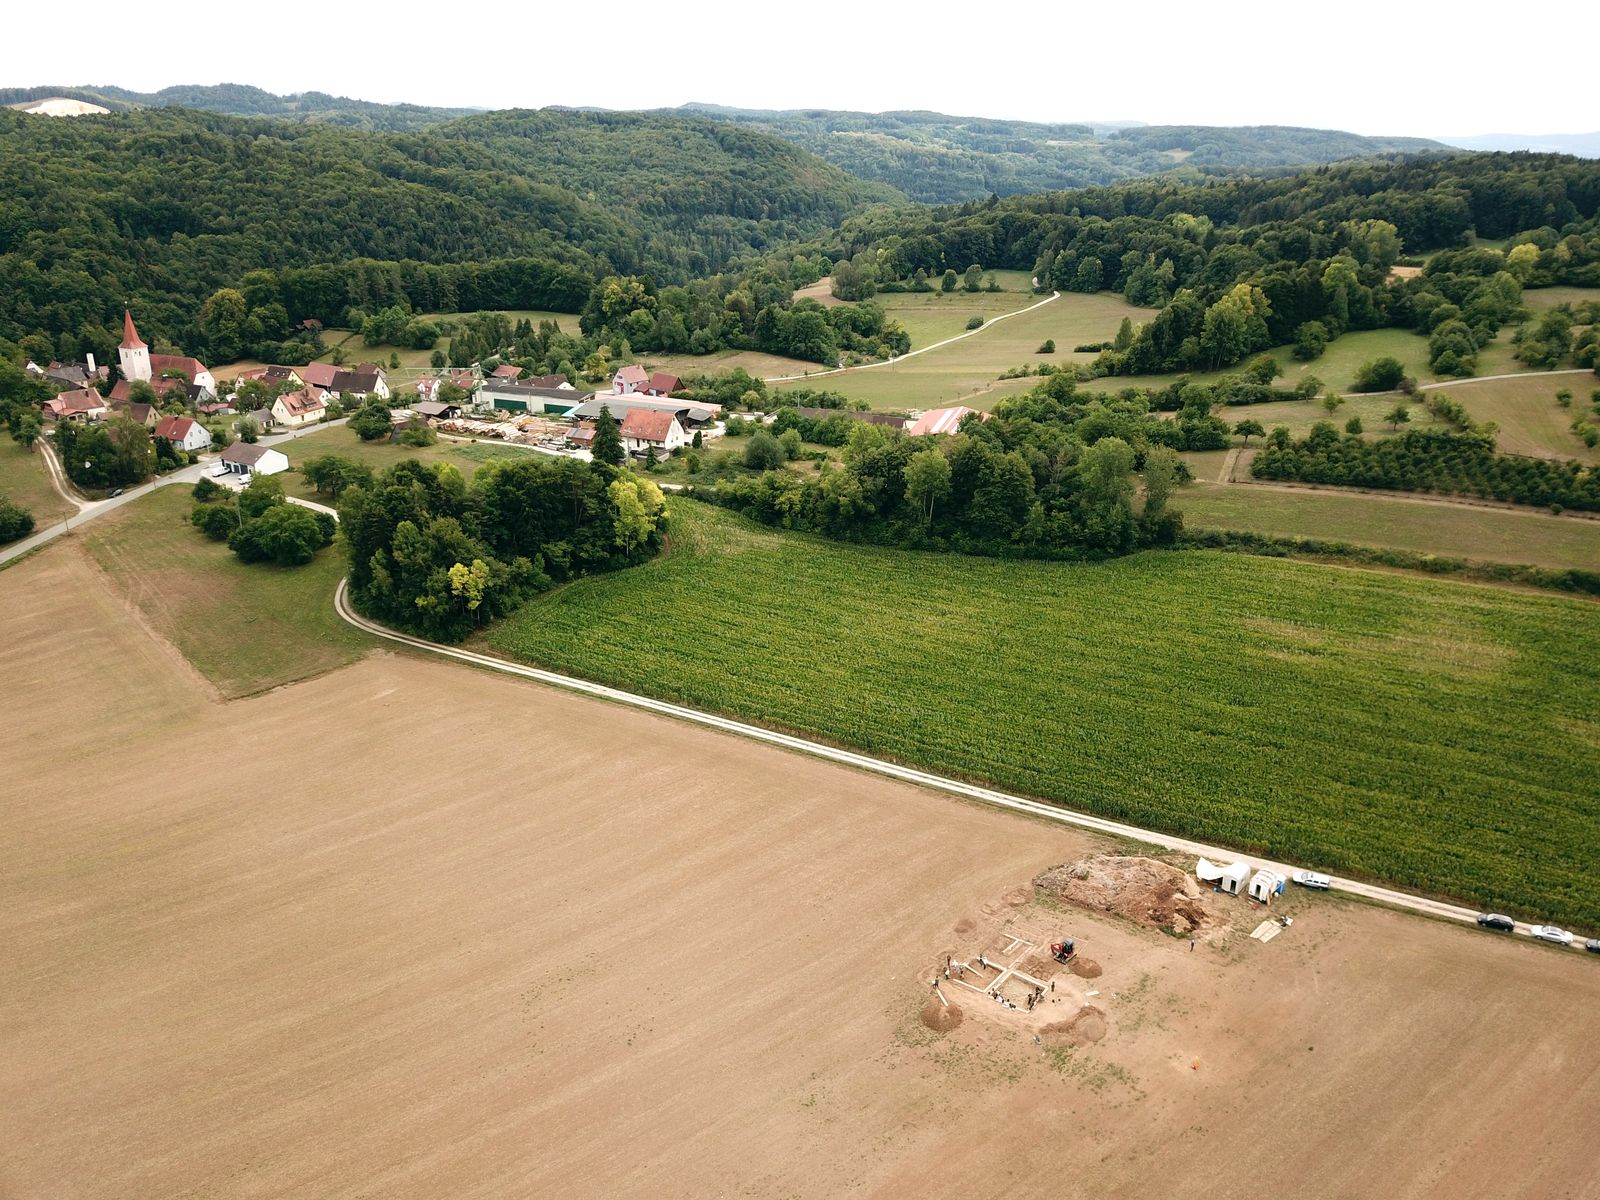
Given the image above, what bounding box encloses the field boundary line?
[762,291,1061,383]
[331,580,1579,947]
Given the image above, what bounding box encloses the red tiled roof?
[276,387,327,417]
[491,363,522,379]
[153,415,195,440]
[120,309,146,350]
[149,353,208,382]
[299,363,339,389]
[907,406,986,437]
[51,388,106,415]
[620,408,676,443]
[646,372,681,396]
[615,365,648,386]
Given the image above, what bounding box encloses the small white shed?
[1248,869,1287,904]
[1197,857,1252,896]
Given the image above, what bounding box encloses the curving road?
[331,580,1591,949]
[762,291,1061,383]
[0,417,349,568]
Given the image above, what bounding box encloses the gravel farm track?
[4,540,1599,1198]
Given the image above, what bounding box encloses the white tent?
[1248,869,1287,904]
[1197,857,1251,895]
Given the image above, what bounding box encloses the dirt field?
[3,545,1599,1199]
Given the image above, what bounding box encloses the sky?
[8,0,1598,138]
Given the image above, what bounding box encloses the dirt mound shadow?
[1042,1007,1107,1047]
[954,916,976,934]
[1034,854,1214,935]
[921,1000,964,1032]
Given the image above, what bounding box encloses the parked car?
[1586,939,1600,955]
[107,487,123,497]
[1476,913,1516,932]
[1530,925,1574,946]
[1292,870,1331,890]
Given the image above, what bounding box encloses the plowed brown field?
[3,545,1597,1199]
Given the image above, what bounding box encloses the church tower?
[119,309,150,382]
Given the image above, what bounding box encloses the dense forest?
[0,105,894,362]
[670,105,1444,203]
[0,84,478,131]
[821,155,1600,376]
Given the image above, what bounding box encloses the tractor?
[1050,938,1076,963]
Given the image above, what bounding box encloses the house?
[526,374,573,390]
[447,368,478,392]
[43,359,101,389]
[117,310,215,391]
[644,371,681,397]
[413,378,440,403]
[197,400,235,417]
[241,406,275,432]
[329,369,389,401]
[411,400,461,421]
[46,388,108,423]
[1247,869,1287,905]
[1196,858,1252,897]
[568,394,718,428]
[153,415,213,453]
[620,408,687,456]
[490,363,522,381]
[110,377,190,408]
[270,387,327,429]
[479,380,596,415]
[235,365,304,387]
[907,405,986,437]
[565,421,596,448]
[612,364,649,394]
[219,443,289,478]
[299,362,340,391]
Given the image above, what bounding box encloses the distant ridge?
[1442,132,1600,157]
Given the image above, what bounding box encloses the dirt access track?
[3,546,1599,1199]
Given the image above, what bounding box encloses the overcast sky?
[9,0,1597,138]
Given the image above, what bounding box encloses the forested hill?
[0,83,476,132]
[0,105,898,355]
[669,105,1446,203]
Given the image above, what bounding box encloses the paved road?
[762,292,1061,384]
[331,580,1591,950]
[0,417,349,568]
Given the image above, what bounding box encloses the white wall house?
[153,415,213,453]
[620,408,687,456]
[220,443,289,477]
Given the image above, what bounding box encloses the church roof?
[120,309,146,351]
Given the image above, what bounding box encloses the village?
[24,309,987,486]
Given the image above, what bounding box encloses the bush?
[0,496,35,543]
[190,502,237,541]
[743,429,785,471]
[349,400,394,441]
[191,477,225,503]
[238,474,285,520]
[1352,356,1407,393]
[778,428,803,460]
[228,503,325,566]
[396,419,437,447]
[965,315,984,331]
[1037,339,1055,354]
[1292,321,1329,361]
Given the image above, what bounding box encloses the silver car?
[1530,925,1574,946]
[1292,870,1331,890]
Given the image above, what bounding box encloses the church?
[118,310,216,392]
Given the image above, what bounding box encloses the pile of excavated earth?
[1033,854,1216,936]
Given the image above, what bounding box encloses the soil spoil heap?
[1034,854,1213,935]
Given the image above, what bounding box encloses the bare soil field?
[3,545,1598,1199]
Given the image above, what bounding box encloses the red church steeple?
[120,309,146,350]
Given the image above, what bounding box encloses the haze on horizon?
[8,0,1598,140]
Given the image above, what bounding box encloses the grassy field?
[485,501,1600,929]
[1444,373,1600,465]
[0,440,71,528]
[1209,392,1452,441]
[274,425,546,500]
[774,291,1157,410]
[1178,479,1600,570]
[80,486,369,697]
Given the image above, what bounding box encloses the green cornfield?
[486,501,1600,931]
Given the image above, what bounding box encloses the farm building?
[411,400,462,421]
[569,394,718,428]
[1248,869,1287,904]
[219,443,289,478]
[479,381,596,415]
[329,369,389,401]
[908,406,987,437]
[299,363,340,391]
[1196,858,1251,896]
[789,406,909,430]
[45,388,108,423]
[621,408,687,456]
[565,422,596,448]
